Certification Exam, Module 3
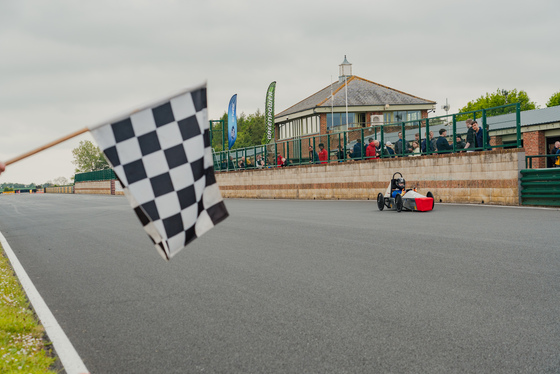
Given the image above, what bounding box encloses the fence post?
[327,132,331,163]
[361,128,364,160]
[482,108,487,150]
[426,118,431,155]
[516,103,521,148]
[401,122,406,156]
[452,115,457,152]
[380,125,385,158]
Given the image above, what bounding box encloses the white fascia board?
[275,109,317,123]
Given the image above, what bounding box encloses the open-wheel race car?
[377,172,434,212]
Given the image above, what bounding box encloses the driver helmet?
[396,177,406,190]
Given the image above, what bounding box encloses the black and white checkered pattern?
[90,85,228,260]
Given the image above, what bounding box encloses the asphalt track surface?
[0,194,559,374]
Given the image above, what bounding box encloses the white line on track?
[0,231,89,374]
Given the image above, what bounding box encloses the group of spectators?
[548,141,560,168]
[389,119,489,156]
[219,121,493,170]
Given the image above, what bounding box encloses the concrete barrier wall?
[74,180,124,195]
[45,186,73,194]
[74,181,112,195]
[216,149,525,205]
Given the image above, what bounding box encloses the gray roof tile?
[276,76,436,118]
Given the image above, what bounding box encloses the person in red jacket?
[318,143,328,164]
[277,154,283,167]
[366,138,379,159]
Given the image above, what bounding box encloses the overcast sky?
[1,0,559,184]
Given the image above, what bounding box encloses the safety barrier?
[45,186,74,194]
[520,168,560,207]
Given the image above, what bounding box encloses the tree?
[71,140,109,173]
[458,89,538,117]
[53,176,69,186]
[210,110,266,151]
[546,91,560,107]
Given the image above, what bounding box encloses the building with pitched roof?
[274,56,436,141]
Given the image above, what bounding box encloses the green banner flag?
[265,81,276,142]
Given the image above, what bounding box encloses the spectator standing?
[374,140,387,158]
[277,154,283,167]
[410,141,421,156]
[255,154,265,168]
[394,132,411,156]
[430,131,438,152]
[472,121,484,150]
[245,157,253,168]
[421,131,435,153]
[464,119,475,150]
[337,145,345,162]
[238,156,246,169]
[550,141,560,167]
[366,138,377,159]
[436,128,452,152]
[385,141,396,157]
[318,143,328,164]
[228,156,235,170]
[351,139,362,160]
[309,146,319,164]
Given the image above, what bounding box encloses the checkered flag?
[89,83,228,260]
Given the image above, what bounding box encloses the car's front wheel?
[377,193,384,211]
[395,194,403,212]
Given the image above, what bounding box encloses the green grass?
[0,246,58,373]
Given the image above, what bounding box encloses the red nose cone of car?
[414,197,434,212]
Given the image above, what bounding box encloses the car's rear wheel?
[395,194,403,212]
[377,193,384,211]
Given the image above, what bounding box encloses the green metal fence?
[520,168,560,206]
[74,169,116,182]
[525,155,560,169]
[211,103,521,171]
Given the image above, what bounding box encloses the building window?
[391,111,421,123]
[326,113,356,130]
[278,115,320,140]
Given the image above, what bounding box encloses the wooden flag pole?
[5,127,89,166]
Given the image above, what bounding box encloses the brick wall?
[74,181,112,194]
[523,131,546,168]
[216,149,525,205]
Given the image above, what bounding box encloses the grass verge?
[0,245,58,373]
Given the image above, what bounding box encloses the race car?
[376,172,434,212]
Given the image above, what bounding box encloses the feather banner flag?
[265,82,276,142]
[227,94,237,150]
[89,83,229,260]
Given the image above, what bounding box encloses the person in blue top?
[391,177,406,198]
[472,121,485,150]
[436,128,452,152]
[385,141,396,157]
[351,138,362,159]
[308,146,319,164]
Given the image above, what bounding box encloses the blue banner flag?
[228,94,237,150]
